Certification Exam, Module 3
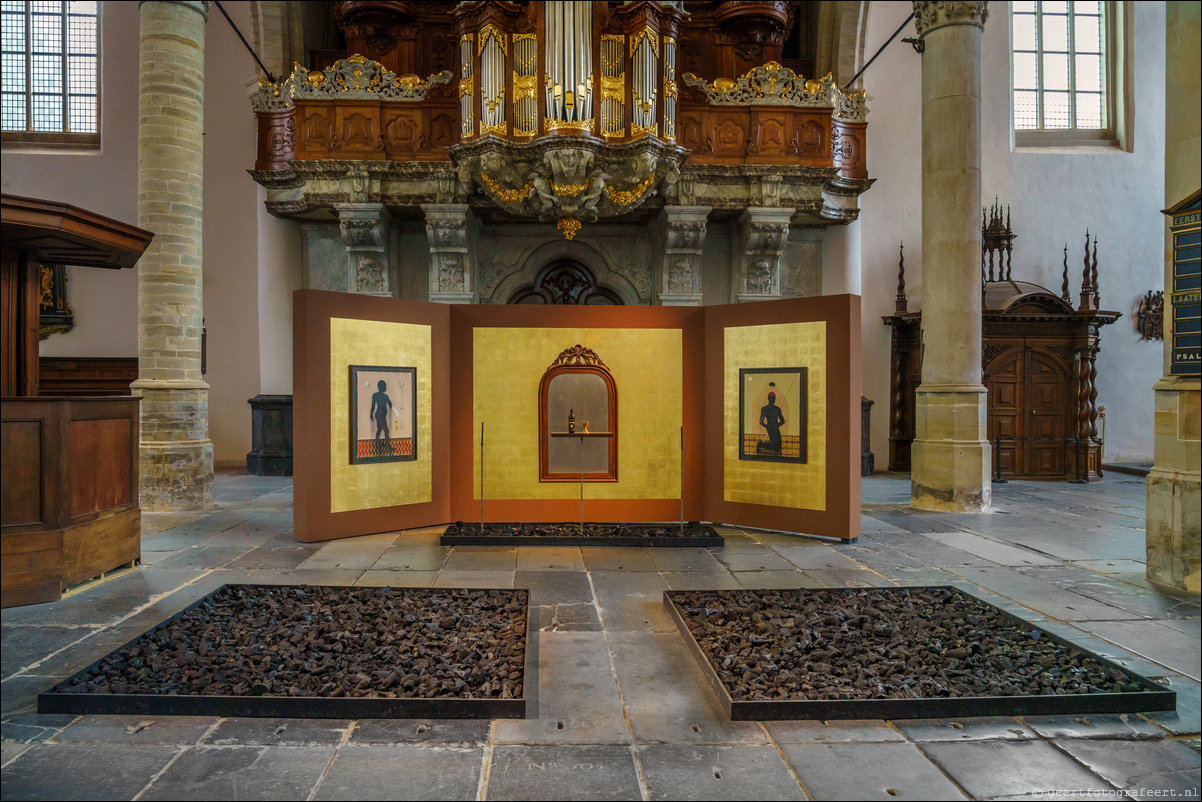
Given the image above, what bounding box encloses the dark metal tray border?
[39,585,535,720]
[442,522,724,548]
[664,586,1177,721]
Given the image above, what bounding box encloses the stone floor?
[2,470,1199,800]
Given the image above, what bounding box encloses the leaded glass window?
[1012,1,1110,133]
[1,0,99,144]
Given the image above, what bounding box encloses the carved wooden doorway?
[507,260,624,305]
[985,349,1068,479]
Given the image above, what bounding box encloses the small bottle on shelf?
[568,409,575,434]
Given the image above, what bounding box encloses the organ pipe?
[544,1,593,131]
[460,34,474,138]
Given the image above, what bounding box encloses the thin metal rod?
[844,12,914,90]
[479,421,484,534]
[579,435,584,536]
[679,426,684,537]
[214,0,275,84]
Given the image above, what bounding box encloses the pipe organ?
[450,0,683,143]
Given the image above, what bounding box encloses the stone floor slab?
[639,743,805,800]
[763,719,905,744]
[443,548,517,573]
[204,717,351,746]
[295,533,398,571]
[53,714,216,745]
[1020,713,1166,740]
[433,570,514,589]
[486,745,642,801]
[645,548,725,573]
[581,548,658,573]
[891,717,1035,742]
[589,571,674,632]
[919,739,1115,799]
[517,547,586,572]
[608,632,767,746]
[1053,738,1201,798]
[349,719,491,746]
[141,744,335,801]
[355,570,440,587]
[369,545,451,572]
[0,742,180,801]
[1078,620,1202,681]
[780,741,967,800]
[494,632,628,746]
[734,570,818,589]
[315,744,483,801]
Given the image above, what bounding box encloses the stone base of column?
[1146,380,1201,595]
[910,385,991,512]
[132,379,214,511]
[1146,468,1201,595]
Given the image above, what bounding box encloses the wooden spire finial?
[1061,243,1070,301]
[1079,229,1094,311]
[1090,235,1099,305]
[895,241,908,313]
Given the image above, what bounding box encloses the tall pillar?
[909,1,991,512]
[658,206,709,306]
[1147,2,1200,595]
[132,0,213,511]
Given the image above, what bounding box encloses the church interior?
[1,0,1199,798]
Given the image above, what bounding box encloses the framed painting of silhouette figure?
[739,367,807,464]
[350,365,417,464]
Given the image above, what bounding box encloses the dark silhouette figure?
[758,389,785,455]
[370,379,394,441]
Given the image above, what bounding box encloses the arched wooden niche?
[538,345,618,482]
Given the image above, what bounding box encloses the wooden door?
[985,350,1023,477]
[1026,352,1067,477]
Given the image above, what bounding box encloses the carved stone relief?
[423,204,476,304]
[657,206,709,306]
[736,207,791,302]
[335,203,394,297]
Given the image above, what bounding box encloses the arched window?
[1012,1,1123,147]
[508,260,623,305]
[538,345,618,482]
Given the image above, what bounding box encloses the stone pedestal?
[735,207,792,303]
[247,394,293,476]
[657,206,709,306]
[1147,1,1201,595]
[423,204,477,304]
[135,0,213,511]
[909,1,991,512]
[335,203,394,296]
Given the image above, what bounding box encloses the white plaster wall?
[858,0,1166,464]
[257,185,301,394]
[203,0,264,463]
[2,0,140,358]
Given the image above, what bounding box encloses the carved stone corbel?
[335,203,394,296]
[736,207,792,303]
[422,203,477,304]
[657,206,710,306]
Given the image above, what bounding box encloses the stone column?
[422,204,477,304]
[735,207,792,303]
[132,0,213,511]
[658,206,709,306]
[335,204,394,296]
[909,1,991,512]
[1147,1,1200,595]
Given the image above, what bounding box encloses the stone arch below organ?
[488,239,641,305]
[507,260,624,305]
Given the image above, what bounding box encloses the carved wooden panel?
[985,350,1023,476]
[675,105,833,166]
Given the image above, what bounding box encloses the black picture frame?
[350,365,418,465]
[738,367,808,464]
